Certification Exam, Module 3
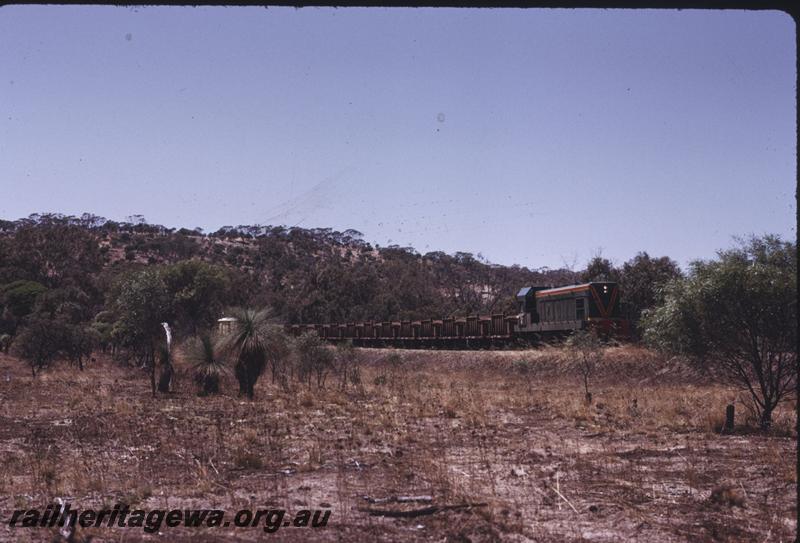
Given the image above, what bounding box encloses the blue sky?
[0,7,795,270]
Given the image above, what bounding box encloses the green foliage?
[108,268,172,396]
[0,279,48,342]
[33,286,92,324]
[14,319,62,375]
[618,252,683,331]
[1,280,47,319]
[0,213,584,328]
[642,235,796,429]
[161,260,232,336]
[109,268,172,357]
[581,255,620,283]
[4,214,103,290]
[106,260,235,367]
[62,325,100,370]
[90,312,115,353]
[13,318,98,375]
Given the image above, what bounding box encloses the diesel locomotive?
[284,281,629,347]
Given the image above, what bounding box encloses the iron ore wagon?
[284,282,629,347]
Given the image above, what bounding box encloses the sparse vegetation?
[0,345,794,541]
[334,340,360,390]
[0,214,794,540]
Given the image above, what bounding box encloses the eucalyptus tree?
[161,260,232,336]
[108,268,172,396]
[618,252,682,333]
[642,235,796,430]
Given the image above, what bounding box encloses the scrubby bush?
[14,319,65,376]
[293,333,335,389]
[13,318,98,375]
[566,330,604,404]
[63,324,99,371]
[335,340,360,390]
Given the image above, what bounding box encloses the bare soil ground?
[0,346,795,542]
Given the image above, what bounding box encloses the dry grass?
[0,345,795,542]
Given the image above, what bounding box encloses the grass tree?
[185,334,227,395]
[218,307,286,399]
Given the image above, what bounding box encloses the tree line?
[0,211,685,376]
[0,212,794,429]
[0,212,685,329]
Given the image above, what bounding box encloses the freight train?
[284,282,629,347]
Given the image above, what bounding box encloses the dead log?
[358,502,488,518]
[362,495,433,505]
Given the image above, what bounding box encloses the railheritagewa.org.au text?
[7,502,331,534]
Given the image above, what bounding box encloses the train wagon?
[285,282,629,347]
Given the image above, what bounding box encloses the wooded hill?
[0,213,580,327]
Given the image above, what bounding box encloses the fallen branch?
[362,495,433,505]
[551,486,579,514]
[358,502,488,518]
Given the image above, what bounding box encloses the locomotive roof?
[536,282,617,297]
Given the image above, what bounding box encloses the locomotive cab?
[516,286,548,327]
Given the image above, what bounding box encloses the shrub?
[642,235,796,430]
[293,333,335,389]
